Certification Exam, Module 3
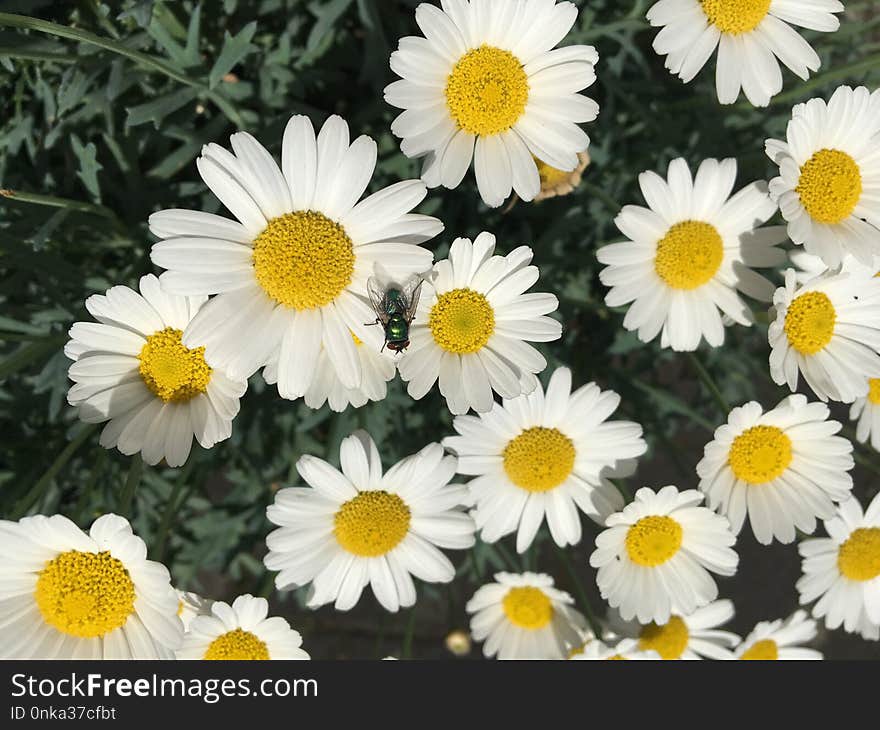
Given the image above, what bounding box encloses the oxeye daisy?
[697,394,854,545]
[385,0,599,208]
[647,0,844,107]
[264,432,475,613]
[397,232,561,414]
[442,366,646,553]
[534,151,590,202]
[466,572,587,659]
[569,638,660,660]
[176,590,213,632]
[597,158,787,352]
[605,600,741,660]
[0,514,182,659]
[734,610,822,659]
[797,493,880,641]
[590,486,739,624]
[177,594,309,660]
[850,382,880,453]
[65,274,246,468]
[149,114,440,398]
[766,85,880,268]
[768,267,880,403]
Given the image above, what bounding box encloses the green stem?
[1,188,116,219]
[581,181,621,214]
[0,47,75,63]
[118,453,143,518]
[493,540,521,571]
[72,448,107,523]
[555,545,603,640]
[687,351,730,414]
[153,459,195,561]
[631,379,715,433]
[401,607,417,659]
[759,54,880,107]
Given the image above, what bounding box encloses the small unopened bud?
[445,629,471,656]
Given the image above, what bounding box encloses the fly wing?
[367,276,391,323]
[401,276,425,322]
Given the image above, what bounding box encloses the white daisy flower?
[590,486,739,624]
[263,330,396,412]
[850,382,880,453]
[149,114,440,398]
[797,493,880,641]
[768,267,880,403]
[177,594,309,660]
[385,0,599,209]
[442,366,646,553]
[597,158,787,352]
[605,600,741,660]
[569,638,660,660]
[766,85,880,268]
[264,431,475,613]
[65,274,246,467]
[788,249,829,284]
[176,590,214,632]
[466,571,587,659]
[397,232,561,414]
[647,0,844,107]
[697,394,854,545]
[0,513,182,659]
[734,610,822,659]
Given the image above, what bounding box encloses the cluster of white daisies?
[3,0,880,659]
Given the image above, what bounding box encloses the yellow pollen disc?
[252,211,355,309]
[204,628,270,660]
[445,45,529,136]
[35,550,135,638]
[333,490,411,557]
[837,528,880,581]
[783,291,836,355]
[638,616,690,659]
[503,427,576,493]
[727,425,793,485]
[740,639,778,660]
[700,0,771,33]
[869,379,880,405]
[501,586,553,630]
[796,149,862,224]
[625,515,683,567]
[654,221,724,290]
[428,288,495,354]
[607,654,627,660]
[138,327,212,403]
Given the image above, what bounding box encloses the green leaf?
[208,21,257,89]
[69,134,104,199]
[306,0,354,55]
[125,86,198,127]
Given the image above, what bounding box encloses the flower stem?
[118,453,143,518]
[687,351,730,414]
[554,545,603,641]
[401,607,417,659]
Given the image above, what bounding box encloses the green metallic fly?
[366,275,424,353]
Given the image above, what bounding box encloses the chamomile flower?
[0,514,182,659]
[797,493,880,641]
[385,0,599,208]
[263,329,396,412]
[534,151,590,202]
[177,594,309,660]
[569,638,660,660]
[397,232,561,415]
[734,610,822,659]
[768,267,880,403]
[466,572,586,659]
[176,590,213,632]
[65,274,246,467]
[766,85,880,268]
[442,366,646,553]
[264,432,475,613]
[597,158,787,352]
[850,383,880,453]
[648,0,844,107]
[697,394,854,545]
[590,486,739,624]
[149,114,440,398]
[605,600,741,660]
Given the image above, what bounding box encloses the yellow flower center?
[252,211,355,309]
[869,379,880,405]
[740,639,778,660]
[35,550,135,638]
[535,158,571,188]
[700,0,771,33]
[796,149,863,225]
[727,425,793,485]
[428,288,495,354]
[625,515,683,567]
[333,490,411,557]
[607,654,628,660]
[503,427,576,493]
[445,45,529,136]
[837,528,880,581]
[638,615,690,659]
[501,586,553,630]
[654,221,724,290]
[204,628,270,660]
[138,327,212,403]
[783,291,836,355]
